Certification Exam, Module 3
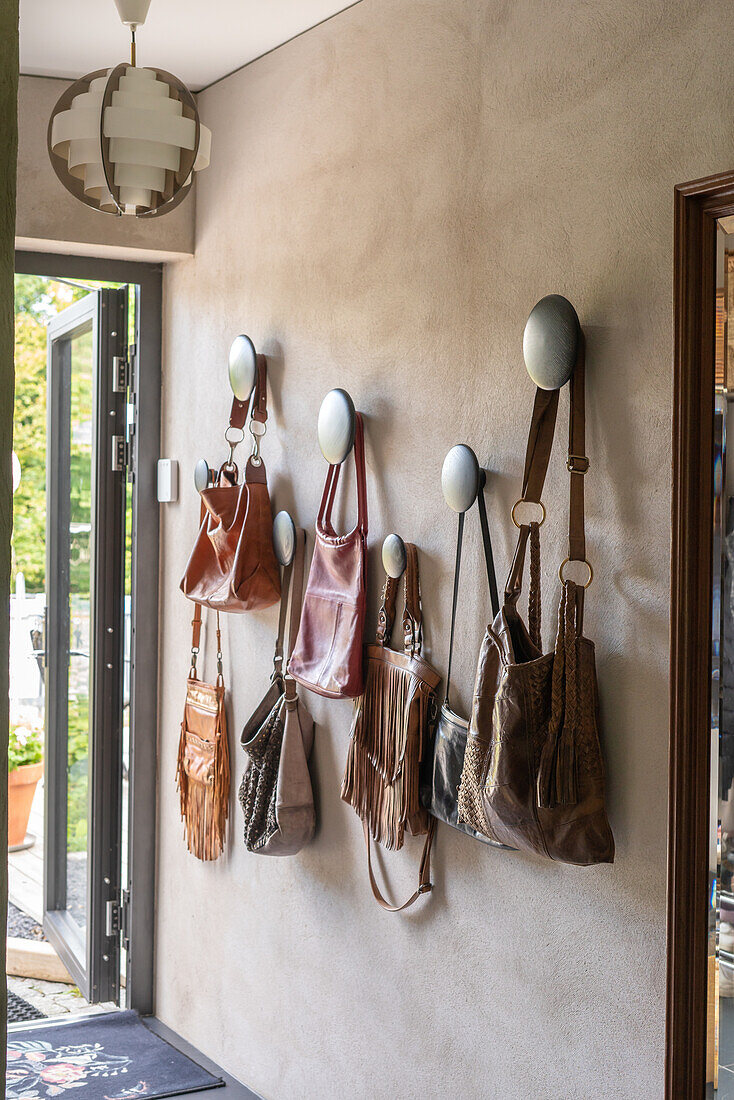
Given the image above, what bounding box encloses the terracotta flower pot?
[8,761,43,848]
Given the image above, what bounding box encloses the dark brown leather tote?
[180,361,280,613]
[458,342,615,866]
[288,414,368,699]
[342,544,441,911]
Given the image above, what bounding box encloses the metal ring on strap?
[558,557,593,588]
[511,499,547,529]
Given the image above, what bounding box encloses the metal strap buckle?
[567,454,589,474]
[418,882,433,895]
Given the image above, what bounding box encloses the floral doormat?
[6,1011,225,1100]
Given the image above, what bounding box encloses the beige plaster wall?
[156,1,732,1096]
[15,75,194,260]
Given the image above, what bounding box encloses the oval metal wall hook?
[522,294,581,390]
[193,458,212,492]
[317,388,356,465]
[441,444,484,513]
[273,510,297,567]
[228,334,258,402]
[382,533,407,579]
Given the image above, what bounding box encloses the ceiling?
[19,0,359,91]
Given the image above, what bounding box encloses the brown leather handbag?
[176,606,231,861]
[180,360,280,613]
[458,342,615,866]
[238,529,316,856]
[288,414,368,699]
[342,544,441,910]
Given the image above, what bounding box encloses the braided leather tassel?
[528,522,542,651]
[554,580,579,806]
[536,581,579,808]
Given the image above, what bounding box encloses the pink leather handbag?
[288,414,368,699]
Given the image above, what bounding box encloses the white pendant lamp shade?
[113,0,152,26]
[48,63,211,217]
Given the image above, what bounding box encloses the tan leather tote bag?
[238,530,316,856]
[180,360,280,613]
[458,342,615,866]
[176,606,231,861]
[342,544,441,910]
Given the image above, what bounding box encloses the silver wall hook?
[273,510,297,567]
[382,533,407,579]
[441,444,483,513]
[228,334,258,402]
[522,294,580,390]
[317,388,356,464]
[193,457,211,492]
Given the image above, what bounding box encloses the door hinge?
[105,889,130,950]
[112,355,129,394]
[111,435,129,473]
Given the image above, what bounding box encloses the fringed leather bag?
[177,605,231,861]
[238,529,316,856]
[342,544,441,910]
[180,359,281,613]
[458,340,615,866]
[420,486,512,848]
[288,414,368,698]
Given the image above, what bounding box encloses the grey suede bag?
[238,529,315,856]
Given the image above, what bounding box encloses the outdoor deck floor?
[8,778,44,922]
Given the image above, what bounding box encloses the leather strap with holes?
[228,355,268,430]
[505,332,588,634]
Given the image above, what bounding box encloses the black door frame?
[44,287,128,1003]
[15,250,162,1015]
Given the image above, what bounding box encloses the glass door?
[44,288,128,1004]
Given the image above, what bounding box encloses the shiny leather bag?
[342,544,441,911]
[288,414,368,698]
[180,361,280,613]
[238,530,316,856]
[458,343,615,866]
[420,489,512,849]
[176,607,230,861]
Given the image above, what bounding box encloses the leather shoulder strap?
[504,386,560,606]
[402,542,422,657]
[477,487,499,618]
[189,499,207,674]
[375,542,423,655]
[376,574,398,646]
[363,817,435,912]
[354,412,368,536]
[228,354,268,431]
[444,487,499,707]
[273,557,293,677]
[317,411,368,538]
[567,335,587,565]
[286,530,307,664]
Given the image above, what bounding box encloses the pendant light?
[47,0,211,218]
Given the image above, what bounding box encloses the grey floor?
[6,1009,262,1100]
[143,1018,262,1100]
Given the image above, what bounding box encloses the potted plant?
[8,724,43,849]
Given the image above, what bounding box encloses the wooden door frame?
[668,170,734,1096]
